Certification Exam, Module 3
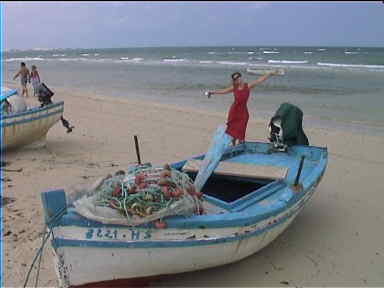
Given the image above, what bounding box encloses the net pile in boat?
[73,163,204,227]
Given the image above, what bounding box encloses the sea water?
[3,46,384,135]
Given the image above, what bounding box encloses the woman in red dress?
[207,71,278,146]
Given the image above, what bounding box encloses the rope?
[23,166,202,286]
[34,234,44,288]
[23,207,67,288]
[23,228,52,288]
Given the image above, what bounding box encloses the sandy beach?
[2,86,384,287]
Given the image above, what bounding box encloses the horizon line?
[4,44,384,51]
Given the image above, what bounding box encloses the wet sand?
[2,86,384,287]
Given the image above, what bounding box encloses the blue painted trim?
[0,107,63,128]
[0,89,17,102]
[41,190,67,228]
[0,3,3,285]
[1,101,64,120]
[59,160,325,229]
[202,194,231,210]
[171,151,287,211]
[60,192,289,230]
[51,195,301,250]
[43,142,328,231]
[232,181,286,212]
[230,180,282,208]
[199,180,283,211]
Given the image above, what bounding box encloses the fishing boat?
[1,88,64,150]
[41,141,327,288]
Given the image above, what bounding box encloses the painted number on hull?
[85,228,151,241]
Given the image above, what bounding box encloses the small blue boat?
[1,88,64,149]
[41,141,327,287]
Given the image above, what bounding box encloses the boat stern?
[41,189,67,227]
[41,189,71,287]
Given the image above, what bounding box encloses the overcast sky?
[2,1,384,49]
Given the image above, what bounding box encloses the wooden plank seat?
[182,159,288,180]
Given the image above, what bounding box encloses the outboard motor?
[268,103,309,151]
[268,115,287,152]
[37,83,54,107]
[37,83,75,133]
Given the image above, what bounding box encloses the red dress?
[225,83,250,141]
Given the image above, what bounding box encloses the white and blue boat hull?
[1,101,64,149]
[41,142,327,287]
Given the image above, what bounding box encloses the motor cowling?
[268,103,309,151]
[37,83,54,107]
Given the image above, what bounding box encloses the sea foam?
[317,62,384,69]
[268,60,308,64]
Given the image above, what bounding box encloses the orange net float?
[154,220,167,229]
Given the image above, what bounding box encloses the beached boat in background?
[41,141,327,287]
[1,88,64,150]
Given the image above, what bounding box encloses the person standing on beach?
[30,65,41,97]
[207,71,279,146]
[13,62,30,97]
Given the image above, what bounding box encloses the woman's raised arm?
[248,70,279,90]
[207,86,233,97]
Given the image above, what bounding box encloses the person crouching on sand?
[206,70,279,146]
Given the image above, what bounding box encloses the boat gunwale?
[0,107,64,129]
[51,196,303,249]
[1,100,64,121]
[50,171,321,249]
[47,142,327,230]
[0,88,18,102]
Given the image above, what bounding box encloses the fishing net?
[194,125,232,192]
[4,94,27,114]
[70,163,203,226]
